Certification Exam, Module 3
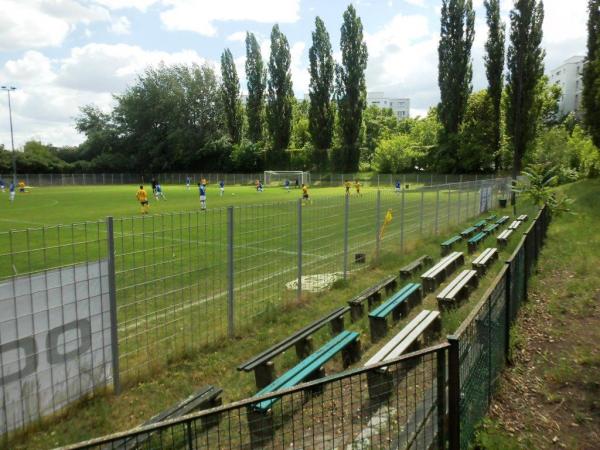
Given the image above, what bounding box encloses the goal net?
[264,171,311,186]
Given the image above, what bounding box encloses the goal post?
[264,171,311,186]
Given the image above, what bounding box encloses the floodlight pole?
[1,86,17,185]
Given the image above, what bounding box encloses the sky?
[0,0,588,148]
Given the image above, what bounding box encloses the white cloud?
[109,16,132,35]
[0,0,111,51]
[94,0,159,11]
[0,44,212,147]
[404,0,426,7]
[290,41,309,96]
[159,0,300,36]
[227,31,247,42]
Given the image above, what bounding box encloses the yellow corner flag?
[380,208,393,239]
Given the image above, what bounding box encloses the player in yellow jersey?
[136,185,149,214]
[345,180,351,196]
[354,180,361,196]
[301,183,310,204]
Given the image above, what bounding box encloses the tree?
[361,105,399,166]
[245,32,266,143]
[266,24,293,167]
[484,0,505,171]
[437,0,475,171]
[308,16,335,170]
[336,4,368,172]
[459,90,496,172]
[583,0,600,146]
[506,0,545,187]
[220,48,243,144]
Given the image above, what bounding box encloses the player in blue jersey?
[198,182,207,210]
[284,179,290,192]
[395,180,401,193]
[186,176,191,190]
[155,183,166,200]
[219,180,225,196]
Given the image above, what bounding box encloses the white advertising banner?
[0,260,112,435]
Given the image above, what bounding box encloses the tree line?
[1,1,599,178]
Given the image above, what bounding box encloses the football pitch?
[0,182,485,381]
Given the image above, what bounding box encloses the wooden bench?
[364,310,441,402]
[517,214,529,222]
[112,386,223,449]
[495,215,510,225]
[436,270,479,310]
[368,283,423,342]
[472,248,498,276]
[473,219,487,229]
[399,255,433,280]
[441,235,462,256]
[421,251,464,292]
[250,330,361,413]
[508,220,521,230]
[483,223,499,235]
[347,275,398,321]
[238,306,350,388]
[486,214,497,222]
[467,231,487,253]
[496,229,513,247]
[460,226,477,238]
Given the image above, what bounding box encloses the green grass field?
[0,182,493,384]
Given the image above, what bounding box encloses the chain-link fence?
[0,178,508,439]
[37,204,550,450]
[2,172,499,187]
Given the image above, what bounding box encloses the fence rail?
[0,178,509,439]
[2,172,500,187]
[56,204,551,450]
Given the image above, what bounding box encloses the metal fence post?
[466,189,470,219]
[375,190,381,260]
[106,217,121,395]
[400,189,406,254]
[419,190,424,235]
[504,260,512,363]
[227,206,235,337]
[343,194,349,280]
[435,189,440,235]
[437,348,447,450]
[297,199,302,300]
[447,335,461,450]
[447,188,451,226]
[457,188,462,223]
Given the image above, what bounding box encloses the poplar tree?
[336,4,368,172]
[245,32,266,143]
[506,0,545,185]
[583,0,600,147]
[266,24,293,167]
[220,48,243,144]
[484,0,505,171]
[437,0,475,171]
[308,16,335,170]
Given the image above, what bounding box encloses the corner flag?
[379,208,393,239]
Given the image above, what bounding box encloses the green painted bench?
[486,214,497,222]
[496,215,510,225]
[250,330,361,413]
[369,283,423,342]
[441,235,462,255]
[473,219,487,229]
[460,226,477,238]
[467,231,486,253]
[508,220,521,230]
[483,223,499,234]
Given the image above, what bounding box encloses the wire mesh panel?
[61,345,447,450]
[113,210,229,381]
[453,266,508,449]
[0,222,112,436]
[507,237,526,323]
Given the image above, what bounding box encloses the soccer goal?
[264,171,311,186]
